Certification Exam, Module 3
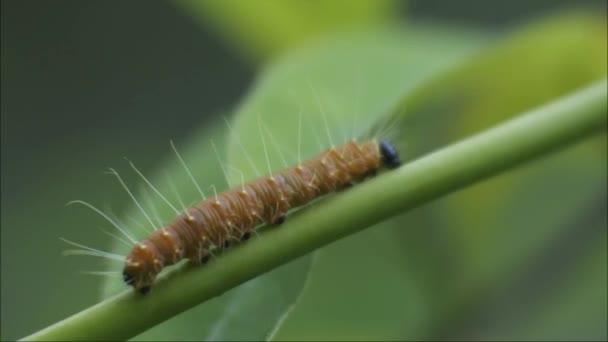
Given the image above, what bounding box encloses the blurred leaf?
[176,0,400,64]
[269,217,439,341]
[227,24,487,176]
[270,10,607,341]
[521,226,607,341]
[402,10,607,305]
[388,10,606,340]
[131,259,313,341]
[437,192,607,340]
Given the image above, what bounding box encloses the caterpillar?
[121,138,401,294]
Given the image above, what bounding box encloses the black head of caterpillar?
[379,140,401,169]
[122,139,401,294]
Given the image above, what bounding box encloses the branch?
[22,79,607,341]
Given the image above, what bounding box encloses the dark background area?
[1,0,606,340]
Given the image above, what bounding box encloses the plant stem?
[22,79,607,341]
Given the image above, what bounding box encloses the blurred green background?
[1,1,606,341]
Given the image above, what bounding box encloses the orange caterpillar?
[123,139,401,293]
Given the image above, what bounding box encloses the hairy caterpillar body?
[123,139,401,294]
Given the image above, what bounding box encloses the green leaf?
[398,11,607,339]
[270,11,607,341]
[176,0,400,63]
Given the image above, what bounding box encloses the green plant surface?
[21,78,607,342]
[521,230,607,340]
[176,0,399,64]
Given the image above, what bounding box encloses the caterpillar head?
[123,242,159,294]
[379,140,401,169]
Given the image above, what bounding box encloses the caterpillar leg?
[222,234,243,250]
[338,181,355,192]
[364,169,377,179]
[273,215,286,225]
[138,286,151,295]
[123,270,134,286]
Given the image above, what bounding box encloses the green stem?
[22,79,607,341]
